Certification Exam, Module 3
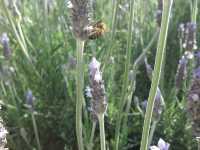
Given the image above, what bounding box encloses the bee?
[87,20,108,40]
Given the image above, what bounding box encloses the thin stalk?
[76,39,85,150]
[88,122,96,150]
[114,0,134,149]
[16,21,27,49]
[148,121,158,148]
[133,30,159,68]
[31,113,42,150]
[140,0,173,150]
[98,114,106,150]
[102,0,120,71]
[197,137,200,150]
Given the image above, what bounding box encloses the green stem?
[16,21,27,49]
[140,0,173,150]
[114,0,134,149]
[88,122,96,150]
[31,113,42,150]
[98,114,106,150]
[192,0,198,23]
[102,0,120,71]
[148,121,157,148]
[76,40,85,150]
[133,30,159,68]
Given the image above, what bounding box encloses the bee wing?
[91,20,102,27]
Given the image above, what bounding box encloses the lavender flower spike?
[150,138,170,150]
[187,66,200,137]
[175,55,188,90]
[89,57,107,115]
[182,22,197,51]
[70,0,91,40]
[0,33,11,59]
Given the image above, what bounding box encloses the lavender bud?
[88,57,107,116]
[153,89,165,120]
[0,33,11,59]
[187,67,200,137]
[182,22,197,51]
[175,55,188,90]
[194,50,200,66]
[150,138,170,150]
[70,0,91,40]
[178,23,185,40]
[144,58,153,80]
[156,0,163,27]
[25,90,35,111]
[142,89,164,121]
[0,118,8,149]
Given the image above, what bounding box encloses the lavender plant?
[0,0,199,149]
[88,57,107,150]
[69,0,91,149]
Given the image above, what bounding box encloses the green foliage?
[0,0,200,149]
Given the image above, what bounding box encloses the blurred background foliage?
[0,0,199,149]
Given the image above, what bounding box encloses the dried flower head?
[88,57,107,117]
[187,67,200,137]
[0,33,11,59]
[0,118,8,150]
[70,0,91,40]
[181,22,197,51]
[175,55,188,90]
[150,138,170,150]
[156,0,163,27]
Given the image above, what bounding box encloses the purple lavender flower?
[25,90,35,111]
[88,57,107,116]
[141,88,164,121]
[187,66,200,137]
[70,0,91,40]
[150,138,170,150]
[194,50,200,66]
[182,22,197,51]
[175,55,188,90]
[0,33,11,59]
